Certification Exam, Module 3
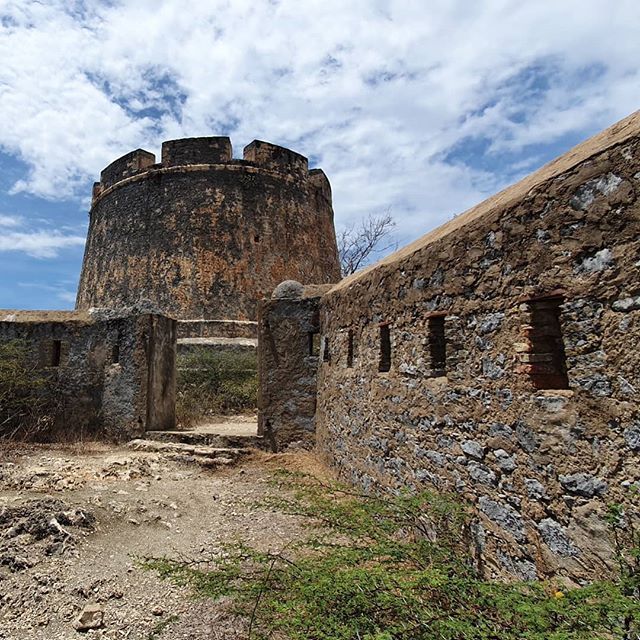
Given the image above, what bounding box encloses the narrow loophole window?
[525,297,569,390]
[428,316,446,375]
[347,329,354,368]
[51,340,61,367]
[308,332,320,357]
[112,343,120,364]
[322,336,330,362]
[379,324,391,372]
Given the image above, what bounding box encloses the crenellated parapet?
[308,168,332,202]
[78,135,341,326]
[92,137,327,204]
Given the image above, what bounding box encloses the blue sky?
[0,0,638,310]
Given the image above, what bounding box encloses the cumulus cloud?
[0,0,638,247]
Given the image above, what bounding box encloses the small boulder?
[74,603,104,632]
[461,440,484,460]
[493,449,516,472]
[559,473,607,498]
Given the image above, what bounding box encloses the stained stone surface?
[258,111,640,581]
[77,138,341,326]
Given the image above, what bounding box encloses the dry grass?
[250,450,337,482]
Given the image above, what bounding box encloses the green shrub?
[606,496,640,600]
[176,348,257,426]
[0,339,61,440]
[146,473,640,640]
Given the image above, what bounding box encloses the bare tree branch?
[337,211,397,276]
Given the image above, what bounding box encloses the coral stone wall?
[313,112,640,581]
[176,319,257,340]
[258,283,330,450]
[76,138,341,325]
[0,310,176,440]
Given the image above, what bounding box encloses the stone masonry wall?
[176,319,257,340]
[313,112,640,582]
[258,282,330,450]
[0,310,176,440]
[77,138,341,328]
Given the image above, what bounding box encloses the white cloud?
[0,231,85,258]
[0,215,85,258]
[56,290,77,304]
[0,0,638,245]
[17,280,78,306]
[0,214,22,227]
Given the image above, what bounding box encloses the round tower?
[76,137,341,336]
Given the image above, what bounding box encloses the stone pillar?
[257,281,331,451]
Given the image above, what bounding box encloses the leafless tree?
[337,211,397,276]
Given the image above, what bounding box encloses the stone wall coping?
[0,309,93,323]
[0,309,168,325]
[178,318,258,326]
[178,337,257,347]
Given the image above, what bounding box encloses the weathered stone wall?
[161,137,232,166]
[0,310,176,440]
[176,319,257,340]
[177,337,256,358]
[311,112,640,582]
[77,138,341,328]
[258,282,330,450]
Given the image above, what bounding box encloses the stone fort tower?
[76,137,341,336]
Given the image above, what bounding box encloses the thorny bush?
[176,349,257,427]
[0,339,62,440]
[146,473,640,639]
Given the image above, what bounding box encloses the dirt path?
[0,427,329,639]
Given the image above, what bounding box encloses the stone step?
[126,438,251,468]
[144,429,265,450]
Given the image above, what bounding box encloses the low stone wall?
[0,310,176,440]
[177,337,257,358]
[294,112,640,582]
[176,319,257,340]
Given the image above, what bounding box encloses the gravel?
[0,438,324,639]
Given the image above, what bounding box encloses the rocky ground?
[0,421,328,639]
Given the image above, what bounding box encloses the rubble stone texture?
[258,110,640,581]
[0,310,176,439]
[258,285,331,449]
[76,137,341,336]
[73,603,104,631]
